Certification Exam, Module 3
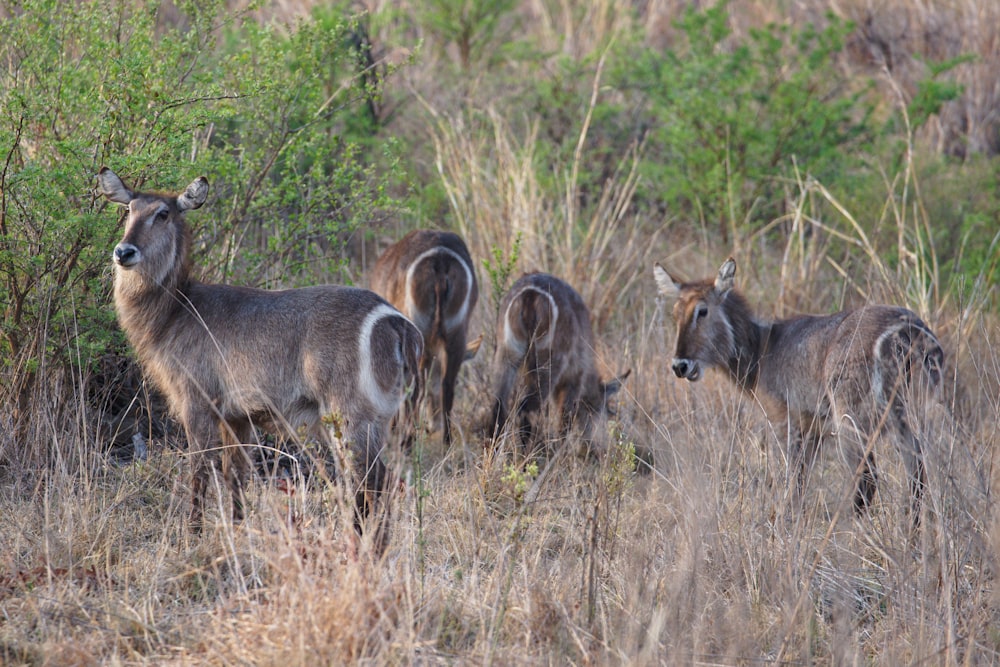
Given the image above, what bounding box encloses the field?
[1,0,999,664]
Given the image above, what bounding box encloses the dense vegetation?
[1,0,997,663]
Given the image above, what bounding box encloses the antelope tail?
[433,279,446,345]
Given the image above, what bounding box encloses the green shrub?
[613,2,873,241]
[417,0,521,71]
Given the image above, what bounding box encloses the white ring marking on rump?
[502,285,558,357]
[404,246,474,333]
[358,303,411,417]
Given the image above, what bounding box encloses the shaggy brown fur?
[655,258,943,526]
[99,167,421,548]
[490,272,628,453]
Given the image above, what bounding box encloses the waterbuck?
[370,230,479,447]
[98,167,422,545]
[489,272,629,451]
[653,258,943,526]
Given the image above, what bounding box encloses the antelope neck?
[722,303,768,392]
[116,267,194,348]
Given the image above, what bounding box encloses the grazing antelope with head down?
[654,258,943,527]
[490,272,629,451]
[370,229,479,447]
[99,167,422,547]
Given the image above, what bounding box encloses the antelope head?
[653,258,737,382]
[98,167,208,285]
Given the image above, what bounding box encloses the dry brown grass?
[2,289,997,664]
[2,1,998,664]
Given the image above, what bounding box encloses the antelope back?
[824,306,944,414]
[370,229,478,343]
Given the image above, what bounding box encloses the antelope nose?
[113,244,138,266]
[672,359,689,378]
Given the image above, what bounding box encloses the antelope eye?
[154,209,169,223]
[696,305,709,319]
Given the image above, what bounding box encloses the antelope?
[370,229,479,447]
[489,272,629,451]
[653,258,944,527]
[98,167,422,547]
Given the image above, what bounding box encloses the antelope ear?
[715,257,736,295]
[603,368,632,398]
[178,176,209,211]
[464,333,483,361]
[653,264,681,300]
[97,167,134,205]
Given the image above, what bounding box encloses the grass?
[1,1,999,664]
[2,329,996,664]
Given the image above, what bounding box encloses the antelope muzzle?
[672,358,701,381]
[113,243,140,268]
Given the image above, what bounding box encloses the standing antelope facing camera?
[654,258,943,527]
[490,272,629,451]
[99,167,422,548]
[370,229,479,447]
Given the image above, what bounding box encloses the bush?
[612,2,873,241]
